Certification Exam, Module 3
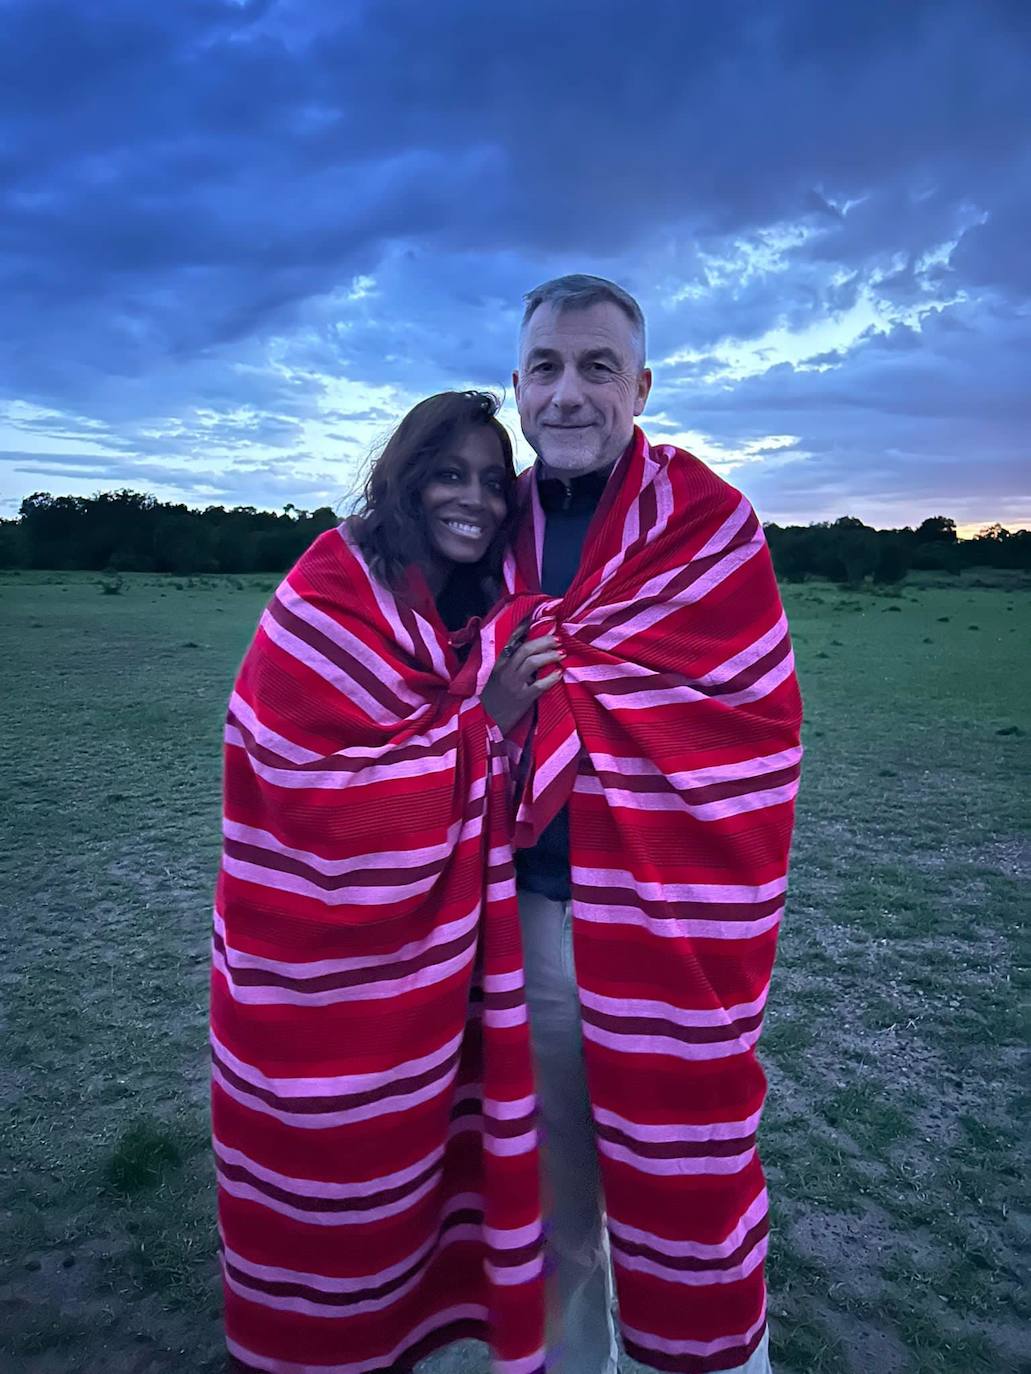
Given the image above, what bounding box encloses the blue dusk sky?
[1,0,1029,532]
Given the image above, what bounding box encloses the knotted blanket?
[211,529,546,1373]
[492,427,803,1373]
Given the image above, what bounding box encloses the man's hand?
[481,626,563,735]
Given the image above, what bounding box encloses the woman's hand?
[481,627,563,735]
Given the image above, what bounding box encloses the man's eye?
[590,361,612,373]
[532,362,554,374]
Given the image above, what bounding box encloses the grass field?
[1,567,1028,1374]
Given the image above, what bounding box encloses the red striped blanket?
[211,530,546,1373]
[497,428,803,1373]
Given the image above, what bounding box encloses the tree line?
[1,490,1029,582]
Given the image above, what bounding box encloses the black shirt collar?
[536,460,615,513]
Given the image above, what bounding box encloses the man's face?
[513,301,652,475]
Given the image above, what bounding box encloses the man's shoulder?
[642,431,752,517]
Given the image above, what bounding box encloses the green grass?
[0,567,1028,1373]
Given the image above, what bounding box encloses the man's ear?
[634,368,653,416]
[511,369,520,401]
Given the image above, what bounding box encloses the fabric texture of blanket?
[212,529,545,1373]
[492,427,803,1372]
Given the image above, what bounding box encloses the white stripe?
[277,578,425,707]
[212,1027,461,1101]
[213,905,478,980]
[574,902,782,941]
[582,1020,762,1060]
[579,987,768,1028]
[573,869,787,905]
[613,1235,767,1286]
[609,1189,769,1259]
[223,1226,481,1318]
[221,817,473,878]
[574,775,800,819]
[594,1105,764,1142]
[597,1139,756,1176]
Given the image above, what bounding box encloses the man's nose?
[551,365,585,409]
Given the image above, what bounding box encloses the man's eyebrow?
[524,346,559,363]
[580,346,622,365]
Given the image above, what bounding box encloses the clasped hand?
[481,622,563,734]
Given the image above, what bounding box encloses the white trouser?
[518,890,773,1374]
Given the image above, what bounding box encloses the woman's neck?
[421,555,451,600]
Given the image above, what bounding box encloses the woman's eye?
[436,468,460,482]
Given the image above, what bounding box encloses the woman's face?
[420,425,510,568]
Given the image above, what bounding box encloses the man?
[492,275,802,1373]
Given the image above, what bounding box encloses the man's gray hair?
[520,274,647,368]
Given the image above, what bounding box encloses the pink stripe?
[213,1028,460,1099]
[482,970,525,993]
[610,1189,769,1259]
[574,776,800,818]
[580,989,768,1028]
[591,537,761,651]
[573,870,787,905]
[484,1130,538,1158]
[621,1308,767,1361]
[226,1303,489,1374]
[588,746,803,788]
[594,1106,764,1143]
[213,1135,445,1201]
[486,1255,545,1287]
[575,902,782,941]
[530,726,580,802]
[715,650,798,708]
[216,1165,442,1228]
[484,1093,536,1121]
[213,942,474,1008]
[582,1020,762,1060]
[692,493,755,563]
[260,610,397,725]
[693,612,789,689]
[241,740,462,792]
[212,1062,456,1130]
[221,854,456,907]
[222,818,471,878]
[214,906,478,980]
[613,1235,767,1286]
[228,691,321,763]
[224,1225,481,1317]
[277,579,425,707]
[350,530,416,659]
[483,1007,529,1028]
[483,1218,543,1249]
[598,1140,755,1176]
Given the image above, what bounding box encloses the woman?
[211,391,558,1374]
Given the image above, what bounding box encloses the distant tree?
[0,518,28,568]
[915,515,958,544]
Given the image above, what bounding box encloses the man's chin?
[535,440,606,475]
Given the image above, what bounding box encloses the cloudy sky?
[1,0,1029,532]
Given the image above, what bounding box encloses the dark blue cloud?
[1,0,1029,524]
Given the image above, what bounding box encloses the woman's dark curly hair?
[349,390,518,593]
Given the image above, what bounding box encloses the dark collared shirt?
[515,461,613,900]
